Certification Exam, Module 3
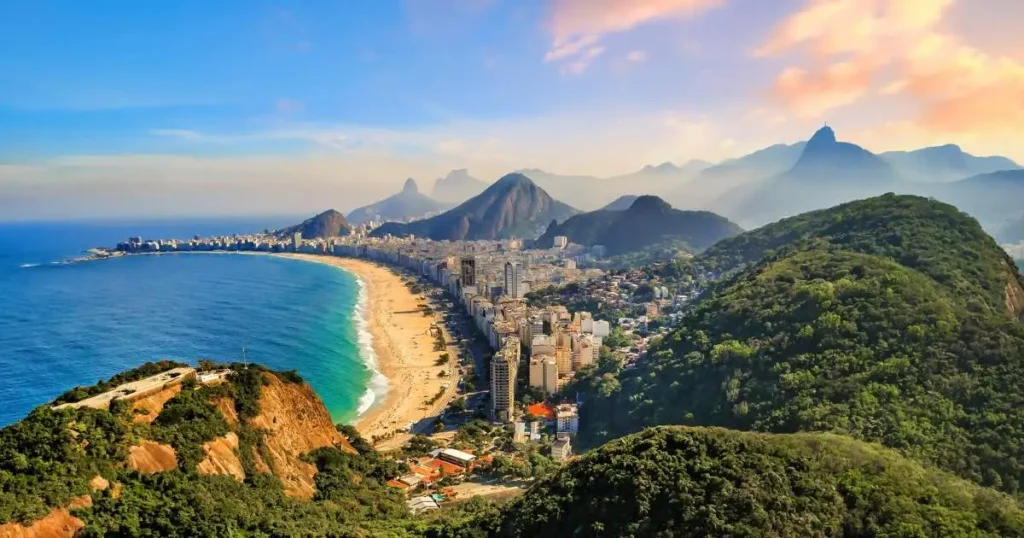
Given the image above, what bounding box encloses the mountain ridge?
[371,173,578,241]
[346,178,449,225]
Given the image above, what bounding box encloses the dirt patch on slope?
[126,440,177,473]
[0,508,84,538]
[196,432,245,481]
[129,384,183,424]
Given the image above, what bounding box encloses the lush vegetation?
[148,380,231,471]
[581,195,1024,495]
[0,407,131,524]
[695,194,1024,317]
[52,360,188,405]
[496,426,1024,537]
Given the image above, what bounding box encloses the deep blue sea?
[0,219,382,427]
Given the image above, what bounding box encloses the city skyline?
[2,0,1022,220]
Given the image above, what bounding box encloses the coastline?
[270,253,451,444]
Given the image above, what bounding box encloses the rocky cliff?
[0,367,355,537]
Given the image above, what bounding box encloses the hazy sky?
[1,0,1022,219]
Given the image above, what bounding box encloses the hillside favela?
[3,2,1024,537]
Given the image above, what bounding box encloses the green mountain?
[579,195,1024,494]
[370,173,578,241]
[534,196,742,255]
[276,209,352,239]
[346,178,449,225]
[494,427,1024,538]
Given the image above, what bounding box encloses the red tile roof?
[526,403,555,419]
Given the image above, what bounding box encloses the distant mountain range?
[881,145,1019,183]
[534,195,742,256]
[346,178,448,225]
[517,159,712,211]
[276,209,352,239]
[371,173,578,241]
[700,127,1023,229]
[430,169,488,203]
[361,127,1020,236]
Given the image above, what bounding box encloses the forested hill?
[493,427,1024,537]
[579,195,1024,495]
[696,194,1024,318]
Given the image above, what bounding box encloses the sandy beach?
[272,253,454,446]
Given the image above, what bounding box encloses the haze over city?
[1,0,1023,219]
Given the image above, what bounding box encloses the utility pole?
[242,347,248,369]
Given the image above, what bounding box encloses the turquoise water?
[0,220,379,427]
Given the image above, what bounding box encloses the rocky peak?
[807,125,837,147]
[401,178,419,195]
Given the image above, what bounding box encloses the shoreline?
[53,249,451,444]
[269,253,450,444]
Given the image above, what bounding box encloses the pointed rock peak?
[808,125,837,147]
[402,177,419,194]
[628,195,672,213]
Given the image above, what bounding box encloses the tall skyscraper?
[460,257,476,289]
[491,337,520,422]
[504,261,521,298]
[292,232,302,251]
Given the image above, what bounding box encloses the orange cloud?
[547,0,723,65]
[756,0,1024,135]
[771,59,878,117]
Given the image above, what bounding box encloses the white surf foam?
[19,263,40,268]
[352,276,389,416]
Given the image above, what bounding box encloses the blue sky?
[1,0,1021,219]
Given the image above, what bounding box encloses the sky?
[1,0,1022,219]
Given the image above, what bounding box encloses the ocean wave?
[352,276,389,416]
[19,263,40,268]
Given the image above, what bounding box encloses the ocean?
[0,219,381,427]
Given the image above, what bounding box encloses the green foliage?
[697,193,1024,316]
[227,364,269,421]
[403,434,441,456]
[52,360,188,405]
[583,245,1024,493]
[0,407,131,524]
[149,384,230,471]
[304,447,408,518]
[496,426,1024,538]
[337,423,375,454]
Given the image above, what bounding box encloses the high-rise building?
[528,354,558,395]
[553,236,569,249]
[554,329,572,374]
[292,232,302,251]
[460,257,476,289]
[504,262,522,298]
[491,337,520,422]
